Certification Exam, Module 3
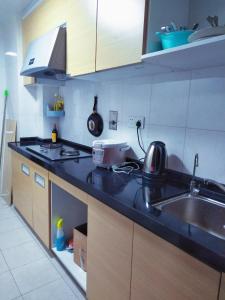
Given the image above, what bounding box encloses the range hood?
[20,26,66,80]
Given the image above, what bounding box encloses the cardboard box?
[73,224,87,272]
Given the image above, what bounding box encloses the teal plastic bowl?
[156,30,193,49]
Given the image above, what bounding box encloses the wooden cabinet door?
[31,162,50,248]
[219,273,225,300]
[12,153,33,227]
[96,0,146,71]
[87,196,133,300]
[66,0,97,76]
[131,224,220,300]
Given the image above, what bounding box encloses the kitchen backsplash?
[58,66,225,183]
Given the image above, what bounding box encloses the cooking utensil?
[192,23,199,31]
[188,26,225,42]
[207,16,219,27]
[87,96,103,137]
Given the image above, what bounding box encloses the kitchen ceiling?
[0,0,34,22]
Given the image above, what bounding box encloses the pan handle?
[93,96,98,113]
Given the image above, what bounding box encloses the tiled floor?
[0,197,86,300]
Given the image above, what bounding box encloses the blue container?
[156,30,193,49]
[46,105,65,118]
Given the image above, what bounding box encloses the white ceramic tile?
[147,125,186,172]
[22,279,78,300]
[2,241,45,270]
[150,72,190,127]
[98,82,124,122]
[50,258,86,300]
[183,129,225,182]
[0,251,8,275]
[0,216,24,234]
[187,75,225,131]
[0,271,20,300]
[122,83,151,124]
[0,207,16,220]
[0,227,33,250]
[12,258,60,294]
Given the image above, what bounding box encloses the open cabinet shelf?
[51,183,88,292]
[52,247,86,291]
[142,34,225,72]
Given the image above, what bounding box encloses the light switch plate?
[109,111,118,130]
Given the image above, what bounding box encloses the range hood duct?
[20,26,66,80]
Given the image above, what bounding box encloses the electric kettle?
[143,141,167,177]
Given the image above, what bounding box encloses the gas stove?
[26,143,91,161]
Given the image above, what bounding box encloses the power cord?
[136,120,146,155]
[112,162,140,175]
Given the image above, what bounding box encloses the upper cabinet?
[22,0,67,50]
[22,0,147,78]
[96,0,146,71]
[66,0,97,76]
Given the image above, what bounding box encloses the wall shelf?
[142,34,225,72]
[46,105,65,118]
[76,35,225,82]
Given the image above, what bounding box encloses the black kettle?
[143,141,166,177]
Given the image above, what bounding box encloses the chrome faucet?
[204,179,225,193]
[190,153,199,195]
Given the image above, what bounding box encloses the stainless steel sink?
[154,193,225,240]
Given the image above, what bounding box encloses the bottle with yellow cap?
[56,218,65,251]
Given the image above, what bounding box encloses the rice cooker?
[92,140,130,168]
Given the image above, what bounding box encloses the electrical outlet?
[128,116,145,129]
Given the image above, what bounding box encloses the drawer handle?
[21,164,30,176]
[34,173,45,188]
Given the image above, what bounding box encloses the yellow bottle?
[51,124,58,143]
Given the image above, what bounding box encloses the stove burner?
[60,148,80,157]
[40,143,62,149]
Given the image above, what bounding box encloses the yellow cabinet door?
[131,224,220,300]
[12,153,33,227]
[87,196,133,300]
[66,0,97,76]
[31,162,50,248]
[96,0,146,71]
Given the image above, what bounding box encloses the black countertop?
[9,138,225,273]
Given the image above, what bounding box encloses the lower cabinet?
[131,224,220,300]
[12,153,33,227]
[87,196,133,300]
[219,273,225,300]
[12,153,50,248]
[32,164,50,247]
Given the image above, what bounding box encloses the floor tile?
[50,258,86,300]
[0,271,21,300]
[0,228,33,250]
[2,241,45,270]
[23,279,78,300]
[0,251,8,275]
[12,258,60,294]
[0,207,16,220]
[0,216,24,234]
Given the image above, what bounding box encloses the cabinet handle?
[21,163,30,176]
[34,173,45,188]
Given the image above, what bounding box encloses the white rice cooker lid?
[93,139,128,149]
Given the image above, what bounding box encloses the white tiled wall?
[59,66,225,183]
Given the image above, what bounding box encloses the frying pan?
[87,96,103,137]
